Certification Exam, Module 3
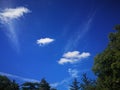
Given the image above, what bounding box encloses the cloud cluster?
[0,7,30,23]
[37,38,54,46]
[58,51,90,65]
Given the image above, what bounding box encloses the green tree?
[50,88,57,90]
[22,82,39,90]
[39,78,50,90]
[70,78,80,90]
[92,25,120,90]
[80,73,96,90]
[0,75,19,90]
[11,80,19,90]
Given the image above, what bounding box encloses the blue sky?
[0,0,120,89]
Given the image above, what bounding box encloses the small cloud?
[68,68,79,78]
[63,51,80,58]
[79,52,91,58]
[58,58,77,65]
[0,7,30,23]
[37,38,54,46]
[58,51,90,65]
[50,82,59,87]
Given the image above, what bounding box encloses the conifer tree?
[70,78,80,90]
[39,78,50,90]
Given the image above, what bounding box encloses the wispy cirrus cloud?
[50,67,91,90]
[51,68,90,89]
[0,7,30,51]
[64,13,95,52]
[68,68,79,78]
[58,51,90,65]
[0,72,39,82]
[37,38,55,46]
[50,77,71,88]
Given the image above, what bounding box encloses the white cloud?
[0,72,39,82]
[63,51,80,58]
[37,38,54,46]
[68,68,79,78]
[0,7,30,52]
[0,7,30,23]
[58,51,90,65]
[79,52,91,58]
[50,82,59,87]
[58,58,77,65]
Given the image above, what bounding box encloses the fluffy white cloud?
[58,58,77,65]
[0,7,30,23]
[63,51,80,58]
[58,51,90,65]
[79,52,91,58]
[37,38,54,46]
[68,68,79,78]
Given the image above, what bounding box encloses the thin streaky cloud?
[0,72,39,82]
[68,68,79,78]
[51,77,71,88]
[6,22,20,51]
[0,7,30,51]
[51,68,90,88]
[64,12,95,52]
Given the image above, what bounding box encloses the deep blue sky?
[0,0,120,90]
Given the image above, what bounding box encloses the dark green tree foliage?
[22,82,39,90]
[92,25,120,90]
[11,80,19,90]
[70,78,80,90]
[50,88,57,90]
[0,75,19,90]
[39,78,50,90]
[80,73,96,90]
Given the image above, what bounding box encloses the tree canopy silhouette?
[92,25,120,90]
[39,78,51,90]
[70,78,80,90]
[0,75,19,90]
